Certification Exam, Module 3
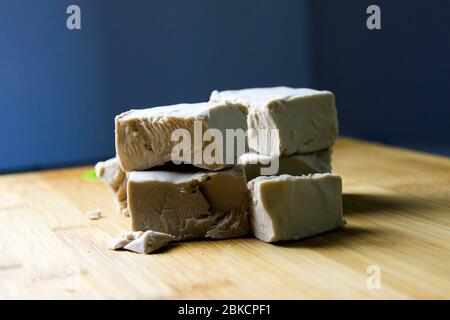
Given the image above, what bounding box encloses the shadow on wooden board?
[275,192,442,249]
[342,193,434,216]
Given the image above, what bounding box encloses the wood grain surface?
[0,138,449,299]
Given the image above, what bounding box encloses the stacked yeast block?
[210,87,342,242]
[106,101,251,251]
[115,102,248,171]
[97,87,343,253]
[210,87,338,156]
[127,167,250,240]
[96,160,251,248]
[211,87,337,179]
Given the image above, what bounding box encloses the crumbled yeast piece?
[108,231,143,250]
[108,230,174,254]
[95,158,129,216]
[86,209,101,220]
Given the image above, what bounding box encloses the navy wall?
[0,0,312,172]
[312,0,450,155]
[1,1,449,173]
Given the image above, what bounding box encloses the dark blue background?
[0,0,449,173]
[312,0,450,155]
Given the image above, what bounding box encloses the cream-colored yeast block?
[95,158,129,216]
[238,149,332,181]
[210,87,338,156]
[248,173,344,242]
[127,166,250,240]
[115,102,248,172]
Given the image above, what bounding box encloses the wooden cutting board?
[0,138,449,299]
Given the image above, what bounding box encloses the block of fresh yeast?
[238,149,332,181]
[95,157,129,216]
[115,102,248,172]
[248,173,344,242]
[210,87,338,156]
[127,166,250,240]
